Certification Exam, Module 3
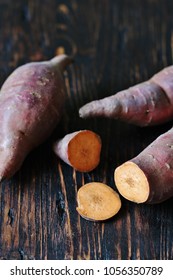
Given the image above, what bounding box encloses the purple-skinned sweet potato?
[53,130,102,172]
[79,66,173,127]
[114,126,173,204]
[0,54,72,180]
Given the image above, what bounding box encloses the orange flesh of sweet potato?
[79,66,173,127]
[53,130,102,172]
[76,182,121,221]
[0,54,72,180]
[114,127,173,204]
[115,162,150,203]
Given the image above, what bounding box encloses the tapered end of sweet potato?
[79,101,99,118]
[68,130,102,172]
[76,182,121,221]
[0,147,24,181]
[114,162,149,203]
[79,97,122,119]
[50,54,74,72]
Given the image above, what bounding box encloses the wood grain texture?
[1,0,173,260]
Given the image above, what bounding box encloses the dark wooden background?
[0,0,173,260]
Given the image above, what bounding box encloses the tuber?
[114,127,173,204]
[0,54,72,180]
[76,182,121,221]
[79,66,173,126]
[53,130,102,172]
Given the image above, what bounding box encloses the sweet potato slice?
[53,130,102,172]
[76,182,121,221]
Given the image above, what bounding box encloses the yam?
[114,127,173,203]
[79,66,173,126]
[53,130,102,172]
[0,54,72,179]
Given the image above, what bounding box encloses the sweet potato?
[114,127,173,204]
[53,130,102,172]
[76,182,121,221]
[79,66,173,126]
[0,54,72,180]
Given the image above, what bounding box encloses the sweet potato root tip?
[50,54,74,71]
[76,182,121,221]
[53,130,102,172]
[114,162,150,203]
[79,97,122,119]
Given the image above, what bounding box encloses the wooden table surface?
[1,0,173,260]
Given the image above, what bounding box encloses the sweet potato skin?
[79,66,173,127]
[0,55,72,179]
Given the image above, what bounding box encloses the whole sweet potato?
[0,54,72,180]
[79,65,173,127]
